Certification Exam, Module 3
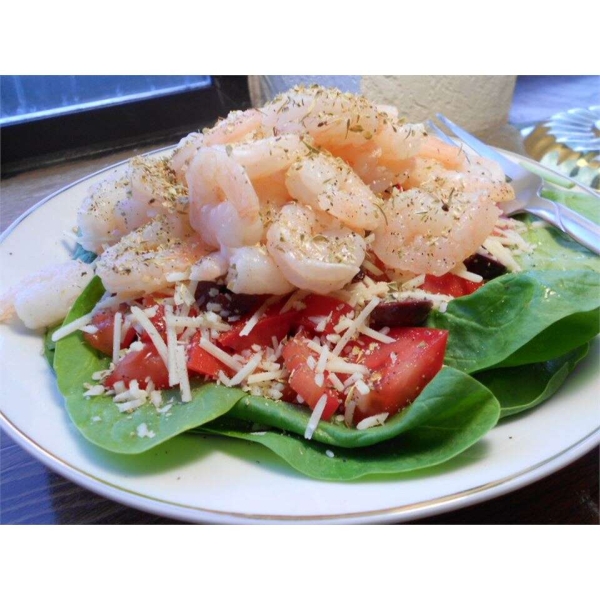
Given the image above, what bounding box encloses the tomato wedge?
[295,294,353,335]
[187,332,232,379]
[282,335,341,421]
[421,273,483,298]
[353,327,448,422]
[218,300,298,352]
[105,344,170,390]
[83,308,136,356]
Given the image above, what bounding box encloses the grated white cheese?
[228,352,263,387]
[304,394,328,440]
[117,398,146,412]
[165,305,179,387]
[401,274,426,290]
[83,385,105,397]
[176,344,192,403]
[149,390,163,408]
[279,289,308,313]
[130,306,169,367]
[482,237,522,272]
[112,312,122,365]
[247,370,285,384]
[315,344,330,374]
[136,423,156,438]
[358,324,395,344]
[356,412,389,430]
[166,271,189,283]
[451,264,483,283]
[355,379,371,395]
[198,337,243,372]
[362,259,384,276]
[239,297,277,337]
[328,372,345,393]
[331,297,380,357]
[51,312,93,342]
[327,357,369,376]
[80,325,99,334]
[157,402,173,414]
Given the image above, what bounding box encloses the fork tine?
[425,119,456,147]
[434,113,525,181]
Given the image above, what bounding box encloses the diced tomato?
[83,308,136,356]
[295,294,354,336]
[353,327,448,422]
[218,300,298,352]
[187,332,232,379]
[139,297,167,343]
[105,344,170,390]
[421,273,483,298]
[282,335,341,421]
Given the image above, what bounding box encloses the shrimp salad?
[3,86,598,478]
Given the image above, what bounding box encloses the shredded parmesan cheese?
[51,312,93,342]
[356,412,389,430]
[130,306,169,367]
[304,394,328,440]
[112,312,122,365]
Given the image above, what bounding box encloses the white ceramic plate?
[1,148,598,524]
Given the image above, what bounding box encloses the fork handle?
[527,196,600,255]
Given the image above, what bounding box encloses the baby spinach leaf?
[428,270,600,373]
[199,372,499,480]
[54,277,246,454]
[228,367,499,448]
[475,343,589,418]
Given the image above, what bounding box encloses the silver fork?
[429,114,600,255]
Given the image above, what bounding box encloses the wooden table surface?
[1,77,598,524]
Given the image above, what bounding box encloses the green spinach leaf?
[228,367,499,448]
[428,270,600,373]
[475,344,590,418]
[199,370,499,480]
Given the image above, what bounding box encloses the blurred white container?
[248,75,518,145]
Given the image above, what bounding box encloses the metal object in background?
[524,106,600,190]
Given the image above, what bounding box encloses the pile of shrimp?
[0,85,515,329]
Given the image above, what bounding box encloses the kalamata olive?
[223,293,269,316]
[463,253,507,280]
[194,282,223,306]
[369,299,432,329]
[351,269,366,283]
[194,282,267,316]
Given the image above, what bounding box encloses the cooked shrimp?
[401,136,515,204]
[170,109,263,185]
[0,260,95,329]
[334,117,426,193]
[261,86,380,150]
[95,215,209,297]
[285,151,384,231]
[77,171,133,253]
[226,245,296,295]
[129,156,188,215]
[402,157,514,204]
[372,186,501,276]
[78,157,187,254]
[266,203,366,294]
[187,146,263,249]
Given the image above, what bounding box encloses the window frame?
[1,76,251,176]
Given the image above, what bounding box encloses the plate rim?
[1,144,598,524]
